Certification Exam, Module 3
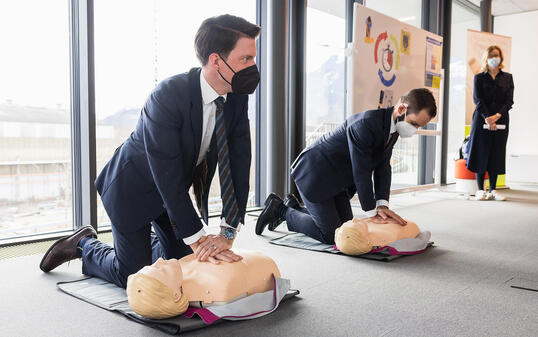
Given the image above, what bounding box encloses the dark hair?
[400,88,437,118]
[195,14,260,65]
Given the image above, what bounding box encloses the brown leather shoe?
[39,225,97,272]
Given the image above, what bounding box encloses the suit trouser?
[80,210,192,289]
[285,189,353,245]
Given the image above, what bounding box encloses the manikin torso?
[180,250,281,306]
[363,216,420,246]
[335,217,421,255]
[136,250,281,307]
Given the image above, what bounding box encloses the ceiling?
[306,0,538,20]
[468,0,538,16]
[307,0,346,18]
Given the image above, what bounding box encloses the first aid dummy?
[334,216,421,255]
[127,250,281,319]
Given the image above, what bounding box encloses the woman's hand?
[488,123,498,131]
[485,113,501,125]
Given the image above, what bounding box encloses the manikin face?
[138,258,183,297]
[342,218,368,233]
[335,218,372,255]
[336,217,421,252]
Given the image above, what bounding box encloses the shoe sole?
[39,226,97,272]
[259,194,284,234]
[256,199,280,235]
[268,219,283,232]
[485,196,506,201]
[255,217,266,235]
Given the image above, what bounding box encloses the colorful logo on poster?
[374,31,400,87]
[401,29,411,55]
[364,16,374,43]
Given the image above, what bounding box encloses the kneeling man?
[256,88,437,244]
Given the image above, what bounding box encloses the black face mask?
[218,54,260,95]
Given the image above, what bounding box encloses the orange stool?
[454,159,487,196]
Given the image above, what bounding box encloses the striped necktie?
[214,97,240,227]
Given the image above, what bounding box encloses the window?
[94,1,257,227]
[365,0,422,29]
[447,2,480,183]
[391,136,421,188]
[0,1,72,240]
[305,0,346,146]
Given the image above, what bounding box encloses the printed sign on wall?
[350,4,443,122]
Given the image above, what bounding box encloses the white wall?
[495,10,538,183]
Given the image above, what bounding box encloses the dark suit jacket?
[95,68,251,239]
[291,107,394,212]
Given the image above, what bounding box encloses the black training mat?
[269,232,433,262]
[57,277,299,335]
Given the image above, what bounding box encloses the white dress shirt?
[183,71,242,245]
[363,112,396,218]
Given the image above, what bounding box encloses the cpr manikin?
[335,216,422,255]
[127,250,281,319]
[127,258,189,319]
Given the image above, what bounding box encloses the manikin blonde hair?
[127,273,189,319]
[480,45,504,72]
[335,223,373,255]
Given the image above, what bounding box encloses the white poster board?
[350,4,443,122]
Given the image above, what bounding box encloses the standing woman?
[467,45,514,201]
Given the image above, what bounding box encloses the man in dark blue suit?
[40,15,260,288]
[256,89,437,245]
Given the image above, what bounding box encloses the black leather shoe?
[267,215,284,232]
[39,225,97,272]
[283,193,301,210]
[256,193,284,235]
[267,193,301,231]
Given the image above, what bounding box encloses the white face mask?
[487,57,501,69]
[395,107,418,138]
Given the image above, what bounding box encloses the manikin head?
[335,218,373,255]
[335,217,421,255]
[127,251,282,318]
[126,258,189,319]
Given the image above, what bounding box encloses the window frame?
[0,0,262,246]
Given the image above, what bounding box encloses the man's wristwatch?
[220,226,237,240]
